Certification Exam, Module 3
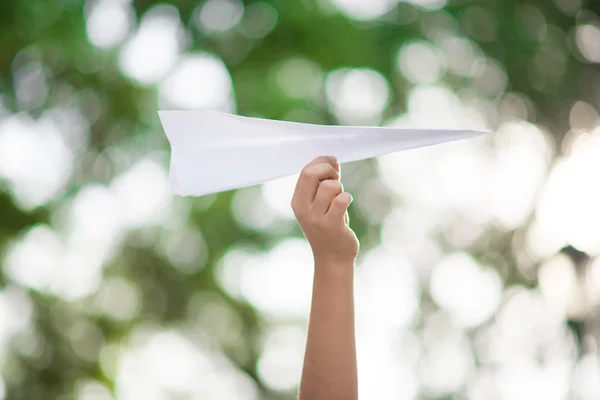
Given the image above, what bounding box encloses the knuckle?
[320,179,334,188]
[321,179,342,192]
[301,163,338,181]
[324,164,336,174]
[315,155,337,165]
[301,166,317,180]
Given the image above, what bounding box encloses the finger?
[327,192,353,222]
[293,163,339,207]
[313,180,343,215]
[344,210,349,225]
[305,156,337,169]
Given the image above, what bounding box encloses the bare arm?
[301,260,357,399]
[292,156,359,400]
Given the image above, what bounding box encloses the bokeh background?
[1,0,600,398]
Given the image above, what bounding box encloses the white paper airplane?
[158,110,490,197]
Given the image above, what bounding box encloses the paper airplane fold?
[158,110,490,197]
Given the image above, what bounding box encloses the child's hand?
[291,156,359,265]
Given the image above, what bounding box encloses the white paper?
[158,110,490,197]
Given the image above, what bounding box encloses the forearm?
[299,260,358,400]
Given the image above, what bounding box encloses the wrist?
[312,258,355,296]
[314,257,356,272]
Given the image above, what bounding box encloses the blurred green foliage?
[0,0,599,399]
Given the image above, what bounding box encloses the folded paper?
[158,110,490,197]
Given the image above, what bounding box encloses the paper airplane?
[158,110,490,197]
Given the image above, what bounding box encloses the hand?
[291,156,359,265]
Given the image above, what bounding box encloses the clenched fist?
[291,156,359,265]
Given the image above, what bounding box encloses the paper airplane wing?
[158,110,489,197]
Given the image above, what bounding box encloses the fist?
[291,156,359,265]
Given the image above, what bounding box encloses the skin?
[292,156,359,400]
